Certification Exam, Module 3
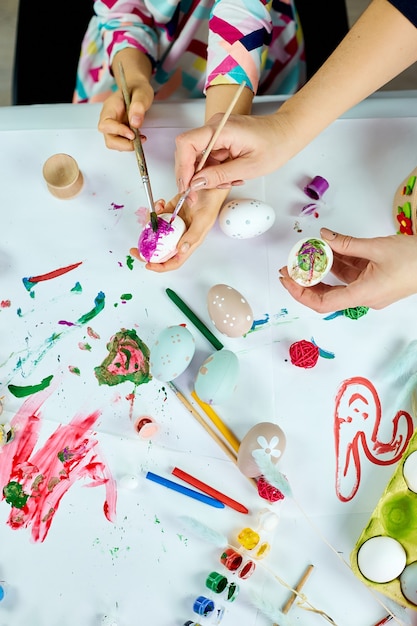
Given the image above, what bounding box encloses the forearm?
[112,48,152,89]
[204,84,253,121]
[273,0,417,158]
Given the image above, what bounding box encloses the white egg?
[118,474,139,490]
[403,451,417,493]
[400,560,417,605]
[194,349,239,405]
[138,213,186,263]
[287,237,333,287]
[207,284,253,338]
[150,325,195,382]
[219,198,275,239]
[357,536,406,583]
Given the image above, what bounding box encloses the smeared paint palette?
[351,428,417,608]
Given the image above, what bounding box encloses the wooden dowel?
[276,564,314,623]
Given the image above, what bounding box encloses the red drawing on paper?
[334,376,414,502]
[0,390,116,542]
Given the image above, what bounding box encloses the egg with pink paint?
[237,422,286,478]
[138,213,186,263]
[207,284,253,338]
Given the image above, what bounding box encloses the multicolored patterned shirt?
[74,0,305,103]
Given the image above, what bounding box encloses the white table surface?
[1,93,417,626]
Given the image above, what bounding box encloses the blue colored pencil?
[145,471,225,509]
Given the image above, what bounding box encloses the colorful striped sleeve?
[92,0,175,69]
[206,0,273,92]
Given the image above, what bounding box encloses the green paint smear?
[77,291,105,324]
[8,374,54,398]
[57,447,74,462]
[94,328,151,387]
[71,282,82,293]
[69,366,81,375]
[120,293,132,300]
[3,481,29,509]
[126,255,134,270]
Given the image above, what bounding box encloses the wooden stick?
[279,564,315,621]
[167,381,257,489]
[167,381,237,463]
[196,80,247,173]
[191,390,240,453]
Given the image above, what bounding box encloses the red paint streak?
[28,262,83,283]
[125,392,136,422]
[1,300,11,308]
[0,390,116,542]
[334,376,413,502]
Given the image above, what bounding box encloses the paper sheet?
[1,118,417,626]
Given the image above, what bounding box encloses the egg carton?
[350,427,417,609]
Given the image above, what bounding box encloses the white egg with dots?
[219,198,275,239]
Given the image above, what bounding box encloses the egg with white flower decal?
[238,422,286,478]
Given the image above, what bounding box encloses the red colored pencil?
[172,467,249,514]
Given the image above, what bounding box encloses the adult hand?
[175,112,291,202]
[98,79,154,150]
[279,228,417,312]
[130,188,228,272]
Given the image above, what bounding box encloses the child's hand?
[279,229,417,311]
[98,79,154,150]
[130,189,229,272]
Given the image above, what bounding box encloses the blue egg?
[150,325,195,382]
[194,349,239,405]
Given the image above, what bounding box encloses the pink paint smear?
[0,389,116,542]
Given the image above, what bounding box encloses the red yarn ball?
[289,339,319,368]
[257,476,285,503]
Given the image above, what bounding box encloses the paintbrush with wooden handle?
[118,62,158,232]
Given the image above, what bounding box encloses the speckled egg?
[237,422,286,478]
[150,325,195,381]
[357,536,407,583]
[207,284,253,338]
[219,198,276,239]
[194,349,239,405]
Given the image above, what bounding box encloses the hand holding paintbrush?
[170,80,247,224]
[118,62,159,232]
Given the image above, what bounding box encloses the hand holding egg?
[138,212,186,263]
